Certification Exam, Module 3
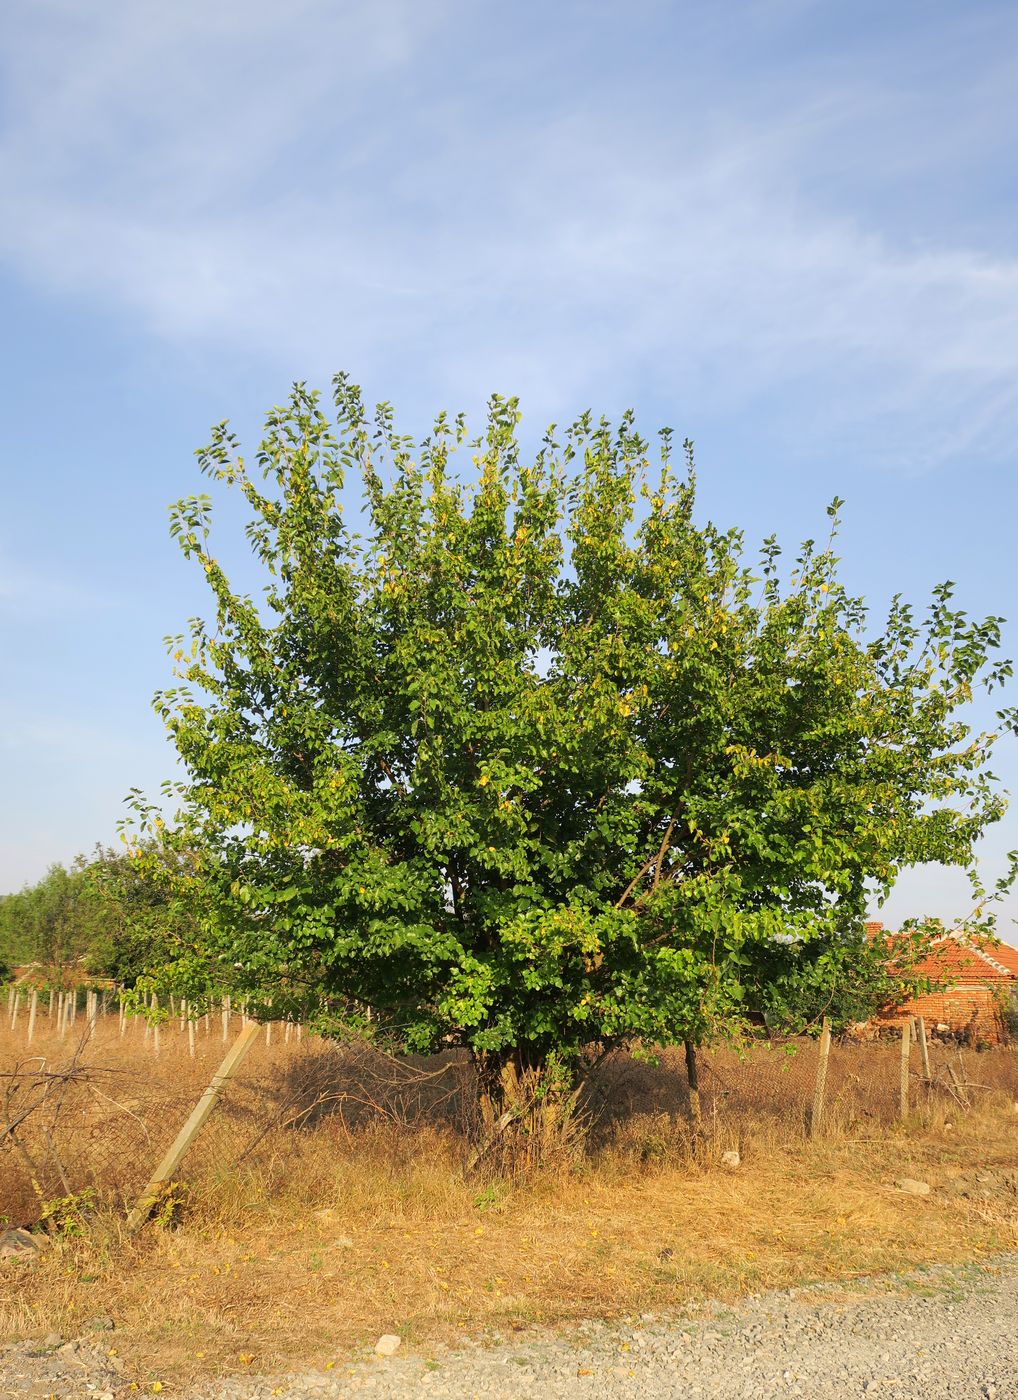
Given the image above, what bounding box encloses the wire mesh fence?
[3,991,1017,1230]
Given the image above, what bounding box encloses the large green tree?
[129,379,1016,1093]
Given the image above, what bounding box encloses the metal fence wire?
[2,1000,1017,1230]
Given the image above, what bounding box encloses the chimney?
[864,921,884,939]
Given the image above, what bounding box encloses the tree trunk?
[473,1046,548,1127]
[684,1039,701,1128]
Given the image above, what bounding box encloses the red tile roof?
[911,934,1018,984]
[984,939,1018,977]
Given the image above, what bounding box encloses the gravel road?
[4,1256,1016,1399]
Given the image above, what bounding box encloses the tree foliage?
[0,860,96,974]
[0,847,191,986]
[128,379,1017,1073]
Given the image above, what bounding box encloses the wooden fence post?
[127,1022,261,1231]
[900,1018,912,1118]
[811,1016,832,1137]
[916,1016,931,1082]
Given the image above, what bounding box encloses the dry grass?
[2,1015,1017,1388]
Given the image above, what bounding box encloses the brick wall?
[878,981,1006,1044]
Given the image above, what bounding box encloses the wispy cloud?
[2,1,1017,467]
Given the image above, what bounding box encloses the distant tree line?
[0,845,195,987]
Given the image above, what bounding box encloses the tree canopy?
[128,378,1017,1079]
[0,846,192,986]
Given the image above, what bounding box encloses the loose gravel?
[4,1257,1016,1399]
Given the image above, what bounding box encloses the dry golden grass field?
[2,1011,1016,1389]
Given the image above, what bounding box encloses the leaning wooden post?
[127,1022,261,1232]
[916,1015,931,1082]
[811,1016,832,1138]
[683,1040,701,1128]
[900,1018,912,1119]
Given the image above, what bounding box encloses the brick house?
[869,923,1018,1045]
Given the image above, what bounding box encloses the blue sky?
[2,0,1018,932]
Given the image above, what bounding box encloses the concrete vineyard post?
[27,988,38,1043]
[10,990,19,1032]
[811,1016,832,1138]
[222,997,230,1043]
[900,1018,912,1118]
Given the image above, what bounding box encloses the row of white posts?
[5,983,302,1056]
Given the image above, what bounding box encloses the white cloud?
[2,1,1017,466]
